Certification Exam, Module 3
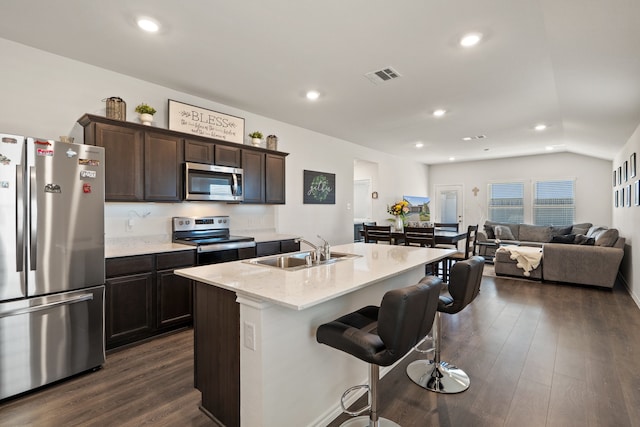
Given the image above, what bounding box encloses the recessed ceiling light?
[433,109,446,117]
[448,157,455,161]
[460,33,482,47]
[137,18,159,33]
[415,142,424,148]
[462,137,472,141]
[306,90,320,101]
[545,146,554,151]
[535,124,547,131]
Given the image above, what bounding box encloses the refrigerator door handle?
[0,293,94,319]
[29,166,37,271]
[16,165,24,272]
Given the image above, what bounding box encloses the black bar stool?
[316,276,442,426]
[406,256,484,394]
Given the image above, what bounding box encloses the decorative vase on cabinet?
[251,137,261,146]
[139,113,153,126]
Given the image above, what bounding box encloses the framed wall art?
[613,169,617,187]
[303,170,336,204]
[168,99,245,144]
[635,180,640,206]
[624,161,629,182]
[615,190,619,207]
[626,184,632,207]
[618,166,622,185]
[631,153,637,178]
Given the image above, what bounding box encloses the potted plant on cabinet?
[248,131,263,146]
[135,103,157,126]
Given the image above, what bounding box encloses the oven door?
[184,162,244,201]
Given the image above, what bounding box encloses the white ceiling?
[2,0,639,164]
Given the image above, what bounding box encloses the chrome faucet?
[295,235,331,262]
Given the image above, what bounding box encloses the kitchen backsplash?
[105,202,276,240]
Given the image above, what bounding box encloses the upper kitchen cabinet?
[144,131,183,201]
[265,153,286,204]
[79,114,287,204]
[242,151,286,204]
[184,139,241,167]
[80,114,182,202]
[82,120,144,201]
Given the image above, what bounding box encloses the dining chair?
[363,224,392,244]
[434,222,460,250]
[442,224,478,282]
[404,227,440,276]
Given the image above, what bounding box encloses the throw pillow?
[574,234,595,245]
[571,223,593,235]
[551,225,572,237]
[484,221,497,239]
[550,234,575,244]
[586,225,608,239]
[519,224,552,242]
[595,228,619,247]
[495,225,515,240]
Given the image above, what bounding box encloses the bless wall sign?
[168,99,245,144]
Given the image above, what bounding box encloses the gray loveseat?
[477,221,625,288]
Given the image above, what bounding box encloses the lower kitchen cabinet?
[255,239,300,257]
[105,250,196,350]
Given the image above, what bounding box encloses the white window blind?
[533,179,575,225]
[488,182,524,223]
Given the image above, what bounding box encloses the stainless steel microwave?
[184,162,244,201]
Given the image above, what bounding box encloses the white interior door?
[435,184,463,227]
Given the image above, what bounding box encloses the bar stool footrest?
[340,384,370,416]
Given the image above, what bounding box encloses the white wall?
[613,123,640,306]
[428,152,613,230]
[0,38,428,246]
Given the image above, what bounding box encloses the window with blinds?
[533,179,575,225]
[488,182,524,223]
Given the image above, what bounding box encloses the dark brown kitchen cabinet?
[215,145,241,167]
[242,151,286,204]
[105,255,155,349]
[184,139,241,167]
[105,250,195,350]
[242,150,265,203]
[184,139,214,164]
[78,114,287,204]
[265,153,286,204]
[144,131,183,201]
[156,251,195,329]
[85,122,144,201]
[255,239,300,257]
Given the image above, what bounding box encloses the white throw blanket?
[497,245,543,277]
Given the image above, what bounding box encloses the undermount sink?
[243,251,360,271]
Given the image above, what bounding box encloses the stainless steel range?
[172,216,256,265]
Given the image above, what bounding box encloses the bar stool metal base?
[406,359,470,394]
[340,416,400,427]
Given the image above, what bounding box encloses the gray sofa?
[477,221,625,288]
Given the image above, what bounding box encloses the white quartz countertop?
[175,242,455,310]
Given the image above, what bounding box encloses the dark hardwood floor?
[1,273,639,427]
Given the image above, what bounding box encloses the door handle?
[16,165,24,272]
[0,293,94,318]
[29,166,37,270]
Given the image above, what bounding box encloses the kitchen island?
[175,242,454,427]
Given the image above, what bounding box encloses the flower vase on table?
[387,200,410,233]
[394,216,404,233]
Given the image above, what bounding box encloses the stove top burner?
[171,216,255,251]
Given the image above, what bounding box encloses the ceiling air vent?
[365,67,402,85]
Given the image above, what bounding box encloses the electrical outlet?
[125,218,134,232]
[244,322,256,351]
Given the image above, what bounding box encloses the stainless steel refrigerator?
[0,133,106,400]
